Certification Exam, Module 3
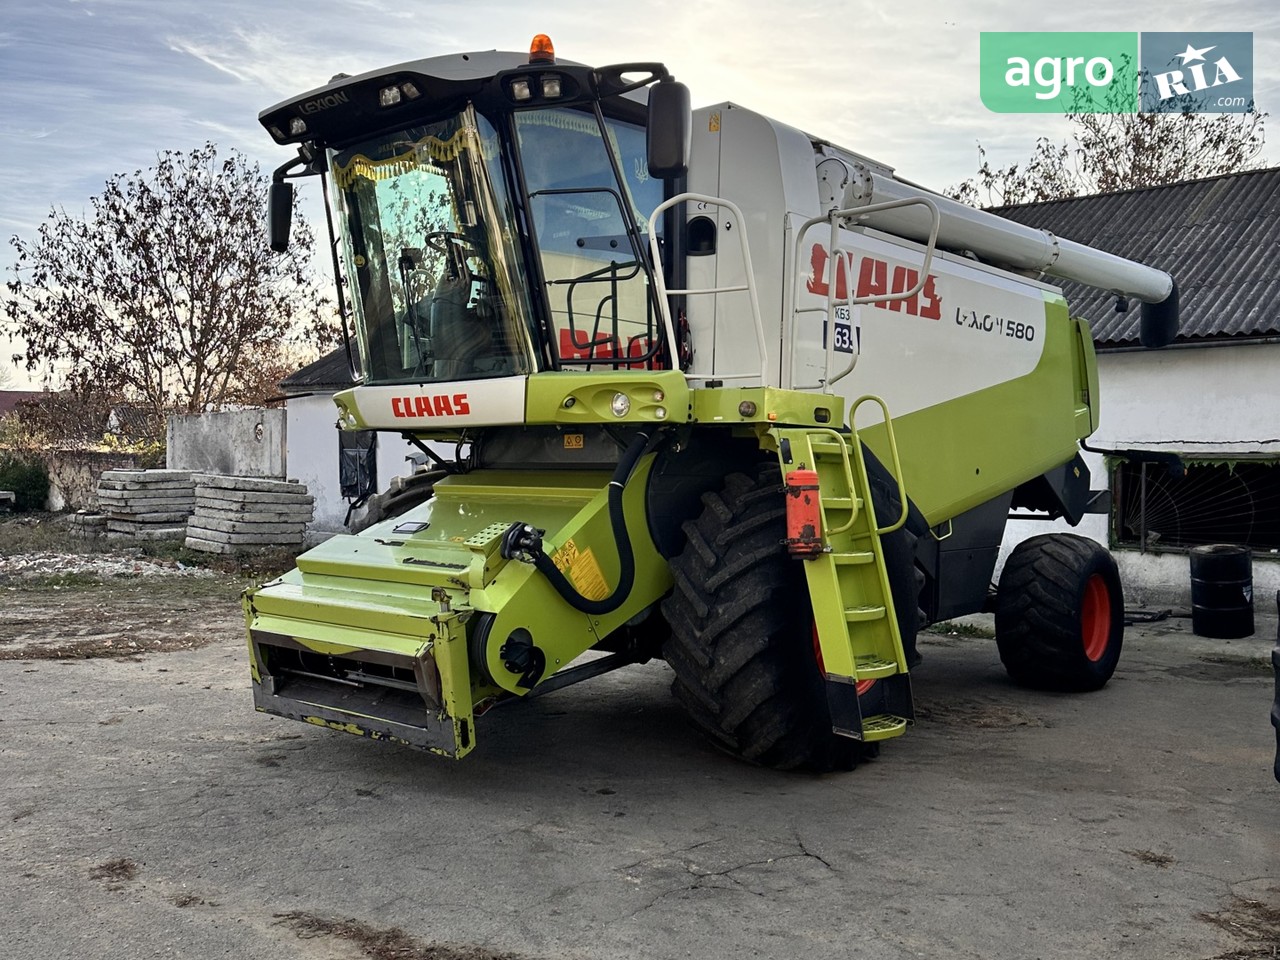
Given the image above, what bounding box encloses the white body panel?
[790,223,1054,424]
[685,102,1061,423]
[686,104,819,386]
[348,376,528,430]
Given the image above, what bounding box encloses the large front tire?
[995,534,1124,691]
[661,462,919,772]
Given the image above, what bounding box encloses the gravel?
[0,550,215,580]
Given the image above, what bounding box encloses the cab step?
[861,714,910,741]
[854,655,898,678]
[831,550,875,565]
[845,604,887,622]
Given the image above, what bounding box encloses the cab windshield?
[331,108,536,384]
[515,106,664,367]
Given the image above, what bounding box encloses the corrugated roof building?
[278,349,355,397]
[0,389,42,418]
[991,165,1280,348]
[991,166,1280,611]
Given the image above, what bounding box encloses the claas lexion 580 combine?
[250,35,1178,770]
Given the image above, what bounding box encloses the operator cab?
[261,38,689,388]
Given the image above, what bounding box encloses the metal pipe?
[842,167,1175,305]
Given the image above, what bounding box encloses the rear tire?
[995,534,1123,691]
[661,461,919,772]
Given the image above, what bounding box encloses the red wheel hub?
[812,622,877,694]
[1081,573,1111,662]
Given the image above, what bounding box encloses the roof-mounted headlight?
[378,81,422,108]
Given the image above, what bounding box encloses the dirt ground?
[0,514,290,661]
[2,514,1278,960]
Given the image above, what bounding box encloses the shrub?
[0,454,50,511]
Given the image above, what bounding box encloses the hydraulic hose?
[502,431,651,616]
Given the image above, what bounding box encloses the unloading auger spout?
[838,164,1179,348]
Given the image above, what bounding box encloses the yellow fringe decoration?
[332,126,481,188]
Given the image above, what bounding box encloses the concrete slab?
[192,506,316,523]
[97,488,196,501]
[102,512,193,527]
[182,535,242,554]
[105,520,171,531]
[99,470,193,482]
[184,517,308,536]
[198,476,309,495]
[98,480,195,492]
[104,526,187,541]
[195,491,315,507]
[98,504,194,517]
[186,524,304,545]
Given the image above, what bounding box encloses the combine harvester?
[248,36,1177,770]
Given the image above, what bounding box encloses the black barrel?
[1190,544,1254,639]
[1272,591,1279,783]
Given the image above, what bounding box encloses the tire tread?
[995,533,1123,691]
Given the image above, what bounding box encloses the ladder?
[774,398,914,742]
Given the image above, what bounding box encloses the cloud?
[2,0,1274,258]
[166,37,255,84]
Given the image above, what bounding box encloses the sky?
[1,0,1277,387]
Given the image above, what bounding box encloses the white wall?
[285,393,422,537]
[1095,342,1280,456]
[998,340,1280,609]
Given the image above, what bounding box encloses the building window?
[339,430,378,502]
[1112,459,1280,553]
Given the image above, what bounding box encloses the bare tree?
[950,60,1266,206]
[5,143,333,440]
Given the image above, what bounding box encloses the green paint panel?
[525,370,690,424]
[859,295,1095,525]
[690,386,844,427]
[244,457,674,753]
[250,599,437,651]
[470,455,672,693]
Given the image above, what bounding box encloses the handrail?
[850,394,908,535]
[802,428,861,537]
[790,196,942,392]
[648,193,769,384]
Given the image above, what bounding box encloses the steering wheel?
[422,231,478,256]
[422,231,487,286]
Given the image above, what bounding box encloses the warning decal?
[550,538,610,601]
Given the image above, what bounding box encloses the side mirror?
[268,181,294,253]
[647,80,691,179]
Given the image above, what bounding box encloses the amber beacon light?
[529,34,555,63]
